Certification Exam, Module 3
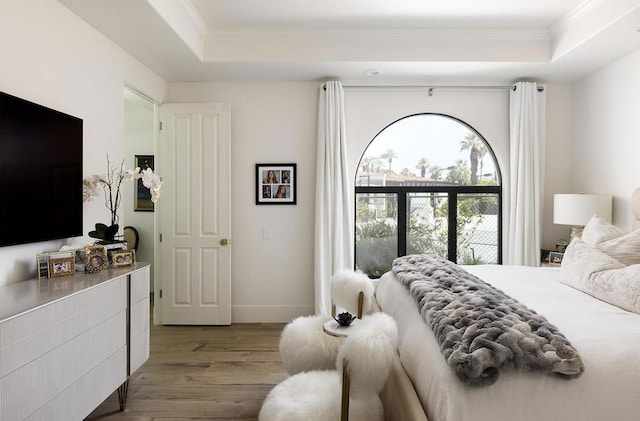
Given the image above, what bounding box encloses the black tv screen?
[0,91,83,247]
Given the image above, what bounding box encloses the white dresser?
[0,263,150,420]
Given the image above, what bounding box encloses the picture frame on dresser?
[112,250,135,267]
[48,257,75,277]
[85,245,109,273]
[36,251,75,279]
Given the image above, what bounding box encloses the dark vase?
[88,223,120,244]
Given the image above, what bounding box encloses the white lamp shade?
[553,194,612,226]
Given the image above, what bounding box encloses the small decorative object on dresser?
[112,250,135,267]
[85,245,109,273]
[36,251,75,279]
[48,257,75,277]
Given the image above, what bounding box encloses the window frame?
[354,113,503,272]
[355,185,502,265]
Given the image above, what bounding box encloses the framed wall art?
[85,245,108,273]
[256,163,297,205]
[134,154,155,211]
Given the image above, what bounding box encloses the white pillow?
[581,214,625,245]
[580,215,640,265]
[561,239,640,314]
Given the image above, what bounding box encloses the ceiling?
[58,0,640,84]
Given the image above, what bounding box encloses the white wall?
[0,0,167,287]
[572,49,640,231]
[166,82,319,322]
[344,85,574,252]
[164,82,575,322]
[542,83,575,248]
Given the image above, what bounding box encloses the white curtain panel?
[314,81,354,315]
[507,82,546,266]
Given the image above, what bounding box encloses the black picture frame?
[134,154,154,212]
[256,163,297,205]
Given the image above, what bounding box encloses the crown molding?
[549,0,603,35]
[207,28,549,42]
[146,0,208,59]
[174,0,209,39]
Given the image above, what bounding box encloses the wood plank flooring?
[86,323,288,421]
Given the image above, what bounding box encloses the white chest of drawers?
[0,263,150,421]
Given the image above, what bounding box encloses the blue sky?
[359,114,497,177]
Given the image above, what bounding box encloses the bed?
[376,215,640,421]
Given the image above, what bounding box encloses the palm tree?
[381,149,398,173]
[360,156,372,172]
[460,133,483,185]
[429,165,444,181]
[446,159,471,185]
[400,167,414,176]
[416,158,430,178]
[477,144,487,181]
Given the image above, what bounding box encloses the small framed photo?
[256,163,297,205]
[48,257,75,278]
[134,154,155,212]
[112,250,135,267]
[36,251,74,279]
[85,245,109,273]
[106,242,128,264]
[549,251,564,266]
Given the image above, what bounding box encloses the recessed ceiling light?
[364,69,381,76]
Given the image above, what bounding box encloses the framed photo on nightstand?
[548,251,564,266]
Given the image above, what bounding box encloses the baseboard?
[231,305,315,323]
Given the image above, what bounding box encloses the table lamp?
[553,193,612,239]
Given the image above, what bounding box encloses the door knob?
[220,239,228,246]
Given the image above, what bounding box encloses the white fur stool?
[278,270,375,375]
[261,312,399,421]
[279,314,342,375]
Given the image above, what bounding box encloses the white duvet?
[376,264,640,421]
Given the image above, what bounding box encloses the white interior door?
[158,103,231,325]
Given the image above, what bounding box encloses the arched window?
[355,113,502,277]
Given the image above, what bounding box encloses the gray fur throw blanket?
[392,255,584,387]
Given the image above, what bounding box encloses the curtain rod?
[323,83,545,95]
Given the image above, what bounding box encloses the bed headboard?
[632,187,640,231]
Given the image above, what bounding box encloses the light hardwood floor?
[86,323,288,421]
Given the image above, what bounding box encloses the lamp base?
[570,226,584,241]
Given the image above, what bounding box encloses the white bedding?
[376,264,640,421]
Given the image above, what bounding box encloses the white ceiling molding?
[56,0,640,83]
[202,28,550,63]
[207,28,549,41]
[146,0,208,60]
[549,0,604,34]
[551,0,640,59]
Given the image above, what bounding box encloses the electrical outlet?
[263,227,272,240]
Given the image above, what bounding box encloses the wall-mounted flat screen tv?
[0,91,83,247]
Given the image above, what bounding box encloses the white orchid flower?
[83,156,163,224]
